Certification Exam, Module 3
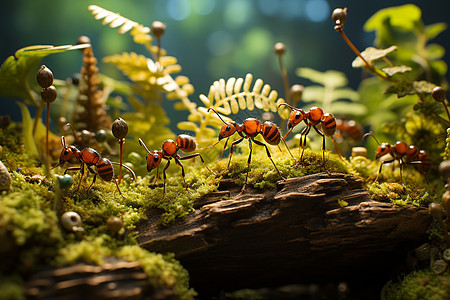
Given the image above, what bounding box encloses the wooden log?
[137,173,432,294]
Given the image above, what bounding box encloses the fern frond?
[88,5,152,44]
[201,74,284,116]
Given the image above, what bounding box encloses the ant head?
[219,122,237,140]
[376,143,392,159]
[288,109,307,129]
[146,150,163,171]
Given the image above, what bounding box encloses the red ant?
[335,119,363,142]
[207,107,289,186]
[277,103,343,169]
[139,135,216,195]
[51,136,136,197]
[363,133,430,184]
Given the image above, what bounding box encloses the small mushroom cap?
[332,7,347,26]
[432,86,447,103]
[439,160,450,180]
[273,42,286,56]
[61,211,84,232]
[151,21,166,38]
[106,216,124,233]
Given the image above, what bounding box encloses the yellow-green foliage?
[382,270,450,300]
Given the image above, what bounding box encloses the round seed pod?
[414,243,431,261]
[106,216,124,234]
[332,8,347,26]
[274,42,286,56]
[432,86,447,103]
[151,21,166,38]
[112,118,128,140]
[41,86,57,103]
[95,129,108,143]
[431,259,447,275]
[439,160,450,181]
[0,160,12,191]
[290,84,304,102]
[76,35,91,45]
[61,212,84,232]
[36,65,54,88]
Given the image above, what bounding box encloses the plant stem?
[118,139,124,184]
[45,102,50,177]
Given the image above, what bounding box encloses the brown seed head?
[152,21,166,38]
[36,65,54,88]
[432,86,447,103]
[41,86,57,103]
[77,35,91,45]
[290,84,304,102]
[112,117,128,140]
[106,216,123,233]
[274,42,286,56]
[332,8,347,26]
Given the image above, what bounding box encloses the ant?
[51,136,136,197]
[335,119,363,142]
[207,107,289,187]
[363,133,430,184]
[277,103,344,169]
[139,135,216,195]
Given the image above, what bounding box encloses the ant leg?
[180,153,217,176]
[86,166,97,192]
[64,164,84,191]
[294,126,310,167]
[252,138,285,180]
[174,157,191,194]
[219,137,245,176]
[375,159,394,182]
[244,139,253,186]
[111,161,137,181]
[112,178,125,198]
[162,160,171,195]
[219,138,230,161]
[312,126,330,174]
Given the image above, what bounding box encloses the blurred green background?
[1,0,449,131]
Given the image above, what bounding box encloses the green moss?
[0,274,25,300]
[382,270,450,300]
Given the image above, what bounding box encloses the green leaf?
[425,22,447,40]
[329,102,367,116]
[364,4,422,32]
[0,44,90,105]
[424,44,445,60]
[385,81,436,98]
[382,65,412,76]
[16,102,39,159]
[296,68,348,88]
[352,46,397,68]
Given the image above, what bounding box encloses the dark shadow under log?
[137,173,432,296]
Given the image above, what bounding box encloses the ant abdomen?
[262,121,281,145]
[176,134,197,153]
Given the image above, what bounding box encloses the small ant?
[278,103,343,169]
[335,119,363,142]
[51,136,136,197]
[139,135,216,195]
[208,107,288,187]
[363,133,430,184]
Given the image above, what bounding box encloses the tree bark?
[137,172,432,294]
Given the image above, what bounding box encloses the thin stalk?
[118,139,124,184]
[45,102,50,176]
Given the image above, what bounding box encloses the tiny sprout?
[332,7,347,29]
[151,21,166,38]
[36,65,54,88]
[40,86,57,103]
[106,216,124,234]
[274,42,286,56]
[290,84,304,103]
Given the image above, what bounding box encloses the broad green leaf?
[382,65,412,76]
[329,102,367,116]
[364,4,422,32]
[296,68,347,88]
[424,44,445,60]
[425,22,447,40]
[0,44,90,105]
[352,46,397,68]
[177,121,199,133]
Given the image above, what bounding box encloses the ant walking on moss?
[207,107,290,188]
[139,135,216,195]
[51,136,136,198]
[363,133,430,184]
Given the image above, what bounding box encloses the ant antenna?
[61,136,67,148]
[208,107,229,125]
[64,123,81,141]
[362,132,381,145]
[138,138,152,154]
